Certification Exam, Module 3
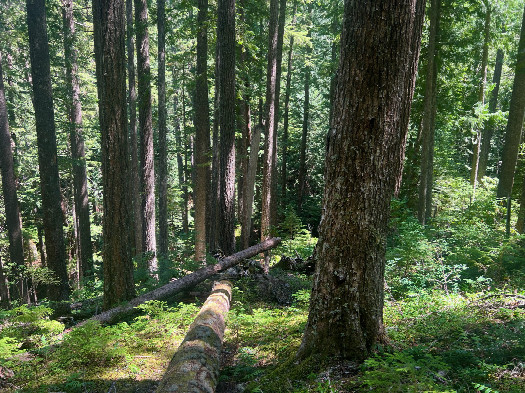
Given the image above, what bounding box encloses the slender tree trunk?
[217,0,236,256]
[92,0,136,309]
[182,81,190,232]
[470,6,491,190]
[157,0,168,260]
[298,0,424,361]
[208,54,220,251]
[173,93,189,234]
[478,48,504,179]
[63,0,93,281]
[135,0,157,276]
[26,0,70,301]
[497,4,525,199]
[0,51,25,302]
[0,256,9,308]
[194,0,211,262]
[417,0,441,224]
[126,0,142,257]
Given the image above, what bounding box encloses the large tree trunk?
[157,0,168,260]
[0,51,25,302]
[194,0,211,262]
[497,4,525,199]
[298,0,424,362]
[417,0,441,224]
[126,0,142,257]
[92,0,136,310]
[26,0,70,301]
[135,0,157,276]
[478,48,504,179]
[63,0,93,281]
[217,0,236,256]
[156,281,232,393]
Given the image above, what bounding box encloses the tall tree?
[217,0,236,255]
[26,0,70,301]
[173,91,189,234]
[417,0,441,224]
[127,0,142,257]
[62,0,93,280]
[497,4,525,199]
[194,0,211,262]
[0,51,25,302]
[157,0,168,260]
[92,0,136,309]
[298,0,425,361]
[208,54,220,251]
[135,0,157,275]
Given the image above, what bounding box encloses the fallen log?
[156,280,232,393]
[75,237,281,327]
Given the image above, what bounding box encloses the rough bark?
[135,0,157,275]
[26,0,70,301]
[217,0,236,256]
[77,238,280,326]
[208,53,220,251]
[497,4,525,199]
[478,48,504,180]
[0,51,25,301]
[298,0,425,361]
[92,0,136,309]
[63,0,93,280]
[241,124,263,249]
[157,0,168,260]
[156,281,232,393]
[417,0,441,224]
[194,0,211,262]
[126,0,142,257]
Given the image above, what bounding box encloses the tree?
[417,0,441,224]
[62,0,93,281]
[217,0,236,256]
[497,3,525,199]
[92,0,136,309]
[26,0,70,301]
[194,0,211,262]
[0,50,25,302]
[135,0,157,275]
[298,0,425,361]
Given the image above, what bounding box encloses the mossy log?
[156,280,232,393]
[75,237,281,326]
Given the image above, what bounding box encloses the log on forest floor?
[74,237,281,327]
[156,280,232,393]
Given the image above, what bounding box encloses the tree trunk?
[26,0,70,301]
[417,0,441,224]
[126,0,142,257]
[0,256,10,308]
[497,4,525,199]
[63,0,93,281]
[208,53,220,251]
[0,51,25,302]
[241,124,263,249]
[92,0,136,310]
[478,48,504,180]
[157,0,168,260]
[135,0,157,276]
[156,281,232,393]
[470,6,491,189]
[298,0,424,362]
[173,93,189,234]
[194,0,211,263]
[217,0,236,256]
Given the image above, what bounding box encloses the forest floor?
[2,268,525,392]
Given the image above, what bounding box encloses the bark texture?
[497,4,525,199]
[156,281,232,393]
[135,0,157,274]
[27,0,70,301]
[92,0,136,309]
[63,0,93,279]
[298,0,424,361]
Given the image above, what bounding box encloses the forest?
[2,0,525,391]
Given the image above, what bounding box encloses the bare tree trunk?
[173,92,189,234]
[63,0,93,281]
[27,0,70,301]
[135,0,157,276]
[208,53,220,251]
[0,256,10,308]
